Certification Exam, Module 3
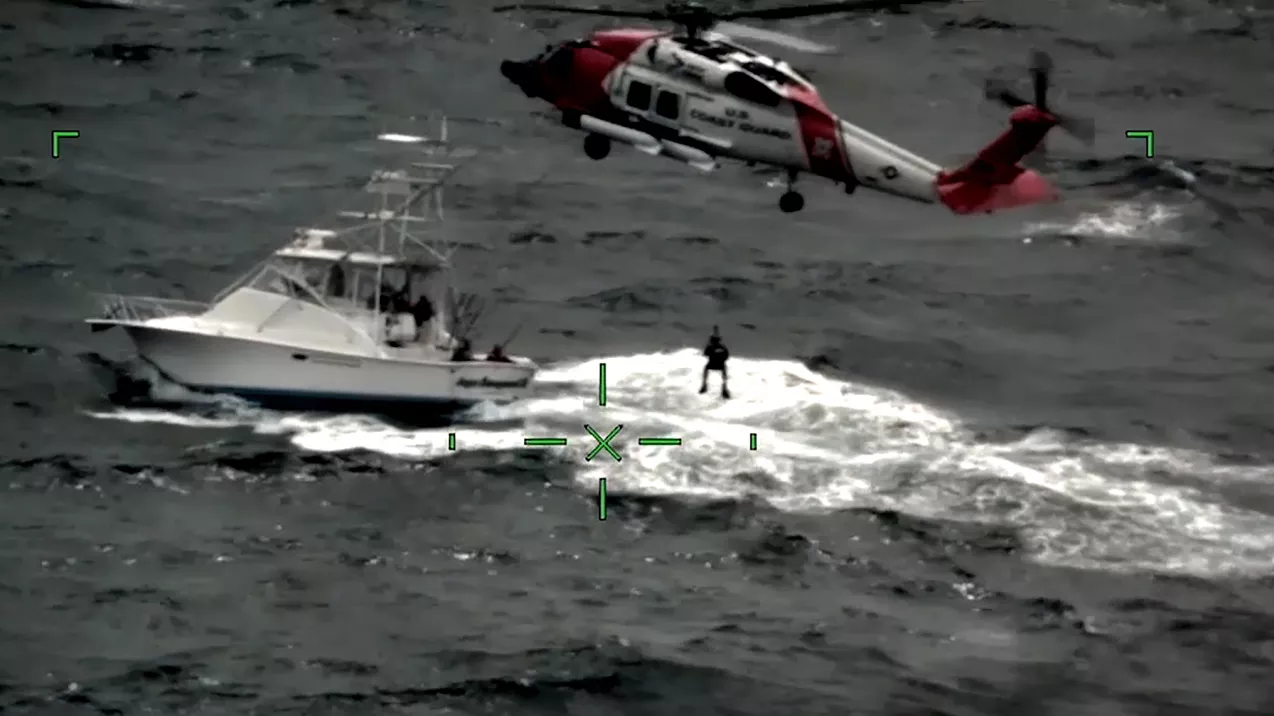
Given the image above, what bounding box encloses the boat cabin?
[229,228,448,347]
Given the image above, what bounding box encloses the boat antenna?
[447,290,484,342]
[499,321,524,349]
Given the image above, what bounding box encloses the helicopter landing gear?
[583,133,610,160]
[779,191,805,213]
[779,169,804,213]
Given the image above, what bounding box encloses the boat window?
[351,266,411,311]
[256,260,322,303]
[655,90,680,120]
[626,80,651,110]
[354,271,375,307]
[410,270,431,297]
[270,270,321,304]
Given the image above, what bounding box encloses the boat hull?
[113,323,535,416]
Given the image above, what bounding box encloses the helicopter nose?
[500,60,539,98]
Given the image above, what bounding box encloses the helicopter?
[495,0,1095,214]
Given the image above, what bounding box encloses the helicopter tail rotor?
[984,50,1094,144]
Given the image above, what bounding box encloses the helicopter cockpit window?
[655,90,680,120]
[626,80,652,111]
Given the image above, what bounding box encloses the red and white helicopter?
[495,0,1095,214]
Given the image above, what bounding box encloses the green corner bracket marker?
[1125,130,1154,158]
[51,130,80,158]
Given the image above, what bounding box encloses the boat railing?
[91,293,208,322]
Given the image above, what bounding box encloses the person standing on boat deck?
[450,338,473,361]
[326,263,345,298]
[486,344,513,363]
[411,294,434,328]
[699,326,731,399]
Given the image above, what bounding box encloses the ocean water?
[2,0,1274,714]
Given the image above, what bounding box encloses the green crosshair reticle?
[520,362,684,463]
[513,361,760,519]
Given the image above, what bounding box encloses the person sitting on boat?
[486,344,513,363]
[450,338,473,361]
[410,294,434,328]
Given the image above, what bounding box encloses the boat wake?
[85,348,1274,578]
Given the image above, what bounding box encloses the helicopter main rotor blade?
[714,20,836,54]
[1030,49,1052,110]
[492,3,666,20]
[984,80,1029,108]
[717,0,958,22]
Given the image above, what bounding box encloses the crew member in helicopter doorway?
[699,326,731,400]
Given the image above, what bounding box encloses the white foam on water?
[1024,200,1184,243]
[86,349,1274,577]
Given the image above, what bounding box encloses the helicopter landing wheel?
[583,133,611,160]
[779,191,805,213]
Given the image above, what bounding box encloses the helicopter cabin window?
[625,80,652,111]
[654,90,680,120]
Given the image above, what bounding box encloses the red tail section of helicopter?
[935,105,1060,215]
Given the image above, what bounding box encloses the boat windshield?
[249,256,441,319]
[254,258,329,305]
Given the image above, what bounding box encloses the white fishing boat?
[86,118,538,417]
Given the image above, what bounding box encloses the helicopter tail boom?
[934,105,1060,215]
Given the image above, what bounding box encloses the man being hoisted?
[699,325,730,400]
